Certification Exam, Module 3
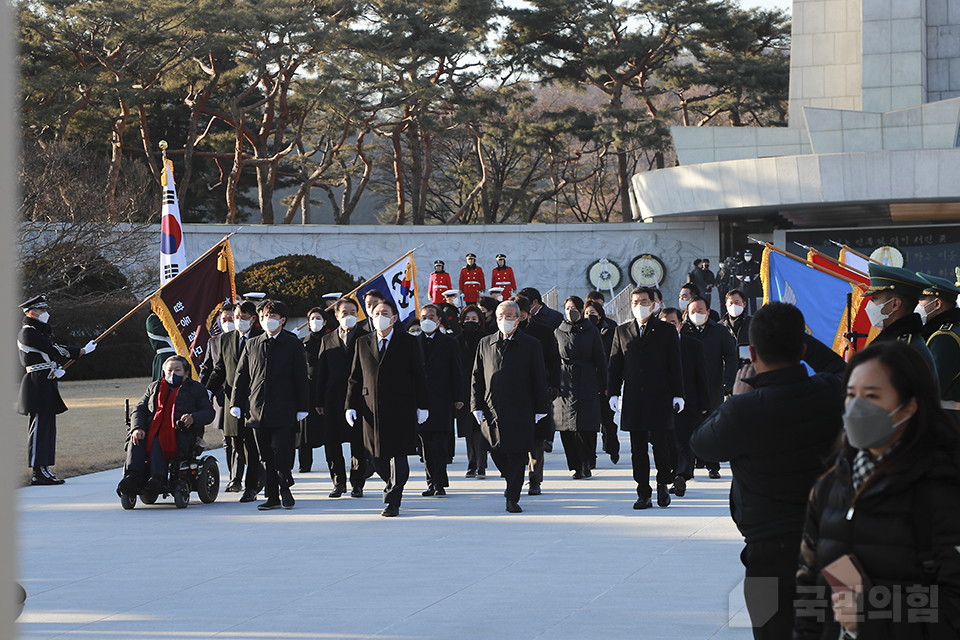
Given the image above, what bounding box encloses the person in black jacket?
[585,293,620,463]
[231,300,311,511]
[795,340,960,640]
[607,287,684,510]
[345,299,430,517]
[691,302,844,640]
[457,306,488,477]
[471,300,550,513]
[119,356,215,494]
[720,289,752,348]
[199,303,235,472]
[416,304,464,496]
[297,307,332,474]
[519,287,564,331]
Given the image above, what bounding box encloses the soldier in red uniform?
[459,254,485,305]
[491,254,517,300]
[427,260,452,304]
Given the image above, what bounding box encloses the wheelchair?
[117,400,220,509]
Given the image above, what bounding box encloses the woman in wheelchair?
[118,356,214,494]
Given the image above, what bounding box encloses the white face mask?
[237,318,252,333]
[691,312,709,327]
[373,315,393,332]
[264,317,282,334]
[37,311,50,324]
[420,318,438,334]
[339,315,358,330]
[865,298,894,329]
[726,303,744,318]
[915,301,936,326]
[497,318,518,335]
[309,318,325,333]
[651,302,662,315]
[744,255,752,262]
[220,321,237,333]
[631,304,653,322]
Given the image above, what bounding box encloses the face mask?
[843,397,911,449]
[221,321,236,333]
[865,298,894,329]
[165,373,184,387]
[237,318,252,333]
[632,304,653,322]
[915,301,936,326]
[652,302,662,315]
[498,318,518,335]
[264,317,281,334]
[518,319,529,330]
[462,321,479,333]
[373,315,393,332]
[340,315,358,330]
[726,303,744,318]
[678,299,688,309]
[566,309,581,323]
[691,312,709,326]
[37,311,50,324]
[309,318,325,333]
[744,255,752,262]
[587,314,601,325]
[420,319,438,334]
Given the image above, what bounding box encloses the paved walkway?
[18,438,752,639]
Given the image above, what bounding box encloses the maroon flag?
[150,240,236,378]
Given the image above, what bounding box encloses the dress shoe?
[572,470,584,480]
[610,452,620,464]
[633,497,653,509]
[528,484,541,496]
[280,487,295,509]
[582,467,592,478]
[257,499,282,511]
[239,490,257,503]
[657,484,671,507]
[505,500,522,513]
[422,487,437,497]
[350,487,363,498]
[42,467,65,484]
[465,469,477,478]
[709,469,722,479]
[298,467,311,473]
[476,470,486,479]
[146,476,164,492]
[673,476,687,497]
[225,480,242,493]
[328,485,346,498]
[30,473,57,486]
[434,487,446,497]
[381,504,400,517]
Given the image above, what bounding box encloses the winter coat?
[17,317,81,416]
[233,330,310,430]
[552,319,607,432]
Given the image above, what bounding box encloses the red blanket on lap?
[146,379,180,461]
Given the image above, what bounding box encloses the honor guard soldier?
[442,288,462,310]
[17,295,97,485]
[862,264,939,387]
[428,261,452,304]
[145,313,176,380]
[491,254,517,300]
[917,273,960,423]
[459,254,485,305]
[488,287,505,302]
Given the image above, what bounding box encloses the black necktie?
[379,338,386,354]
[239,334,246,351]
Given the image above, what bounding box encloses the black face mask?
[462,321,480,333]
[588,315,601,325]
[165,373,184,387]
[518,319,529,330]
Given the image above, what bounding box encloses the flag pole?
[826,240,881,264]
[752,239,865,288]
[793,242,869,278]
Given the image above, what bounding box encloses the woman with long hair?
[457,305,488,478]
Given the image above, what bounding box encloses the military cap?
[322,292,342,300]
[19,294,49,310]
[442,289,460,297]
[917,273,960,298]
[243,292,266,301]
[489,287,504,294]
[862,263,929,298]
[496,254,506,260]
[465,253,476,259]
[434,260,444,267]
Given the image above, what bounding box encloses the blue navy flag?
[349,253,420,323]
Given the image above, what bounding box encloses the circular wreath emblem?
[629,254,666,287]
[587,258,623,291]
[869,246,904,268]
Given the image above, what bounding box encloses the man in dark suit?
[199,303,234,482]
[316,297,369,498]
[345,299,430,517]
[206,300,263,500]
[416,304,464,497]
[471,300,550,513]
[607,287,684,509]
[361,289,386,334]
[661,307,710,497]
[681,296,738,479]
[231,300,310,511]
[519,287,563,331]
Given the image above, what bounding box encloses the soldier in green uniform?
[917,273,960,423]
[146,313,176,380]
[861,264,939,391]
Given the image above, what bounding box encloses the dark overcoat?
[470,331,550,454]
[17,317,81,415]
[607,317,683,432]
[456,326,485,438]
[345,329,429,458]
[133,378,215,435]
[553,319,607,432]
[315,327,362,445]
[233,330,310,430]
[298,330,327,447]
[676,333,710,430]
[417,332,464,433]
[199,332,224,430]
[681,319,738,411]
[204,327,262,436]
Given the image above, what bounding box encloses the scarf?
[146,378,181,461]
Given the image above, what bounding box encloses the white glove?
[417,409,429,424]
[609,396,619,412]
[229,407,242,419]
[52,367,66,379]
[535,413,547,422]
[296,411,309,422]
[345,409,357,427]
[207,389,213,401]
[673,397,685,413]
[473,410,485,424]
[744,276,751,282]
[82,340,97,354]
